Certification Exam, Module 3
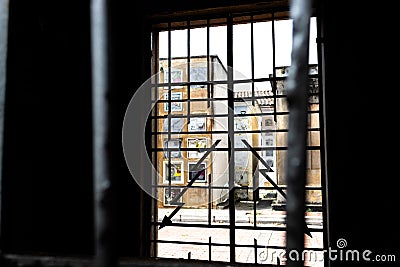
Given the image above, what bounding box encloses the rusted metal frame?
[285,0,312,266]
[90,0,118,266]
[0,0,9,257]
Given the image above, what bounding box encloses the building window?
[188,117,206,132]
[163,138,182,158]
[150,5,326,265]
[188,162,207,182]
[163,161,184,184]
[164,92,183,112]
[187,138,208,158]
[164,188,183,206]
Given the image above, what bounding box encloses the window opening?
[149,10,325,266]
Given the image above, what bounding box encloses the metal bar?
[271,12,278,122]
[151,145,322,152]
[153,239,324,251]
[151,30,160,258]
[253,179,257,227]
[154,75,294,86]
[154,184,323,191]
[187,19,191,124]
[152,110,320,119]
[151,221,324,232]
[151,7,291,26]
[285,0,312,266]
[315,4,330,266]
[254,238,258,264]
[207,19,211,108]
[209,236,212,261]
[90,0,118,266]
[250,16,255,106]
[167,21,172,199]
[227,14,236,264]
[153,129,321,135]
[208,174,212,225]
[0,0,9,253]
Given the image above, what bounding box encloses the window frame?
[148,4,328,265]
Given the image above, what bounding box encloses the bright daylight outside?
[149,15,324,266]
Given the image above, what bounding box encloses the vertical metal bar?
[167,22,172,198]
[207,19,211,108]
[187,19,191,124]
[250,16,259,229]
[0,0,9,251]
[151,31,160,258]
[90,0,118,266]
[254,238,258,264]
[315,4,330,266]
[253,186,257,226]
[271,13,277,123]
[251,16,258,227]
[250,16,255,106]
[209,236,212,261]
[285,0,312,266]
[208,174,212,225]
[206,22,213,228]
[227,14,236,264]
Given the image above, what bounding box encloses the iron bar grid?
[150,7,325,266]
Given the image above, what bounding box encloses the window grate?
[149,7,326,266]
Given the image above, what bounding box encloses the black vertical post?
[209,236,212,261]
[316,2,331,265]
[90,0,118,266]
[206,19,211,108]
[285,0,312,266]
[271,12,278,123]
[187,19,191,124]
[208,174,212,225]
[254,238,258,264]
[227,14,236,264]
[250,16,255,107]
[0,0,9,255]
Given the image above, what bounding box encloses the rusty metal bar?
[90,0,118,266]
[0,0,9,256]
[285,0,312,266]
